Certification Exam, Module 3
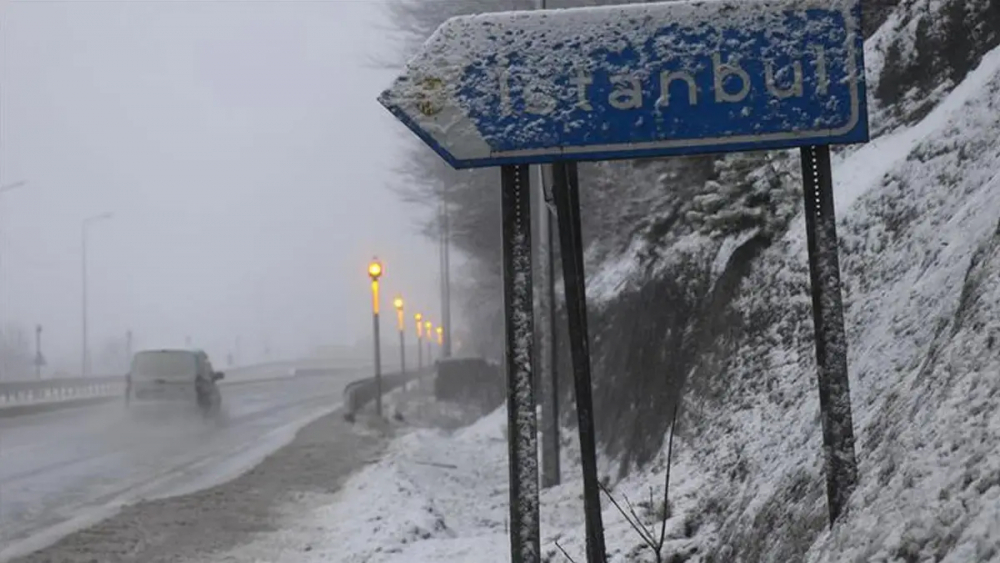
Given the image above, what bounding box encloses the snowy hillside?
[664,44,1000,563]
[217,17,1000,563]
[358,3,1000,561]
[211,1,1000,562]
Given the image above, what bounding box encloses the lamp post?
[415,313,424,370]
[394,296,406,375]
[126,329,133,369]
[82,211,113,377]
[0,181,28,379]
[425,320,433,364]
[34,324,43,379]
[436,326,444,348]
[368,257,384,417]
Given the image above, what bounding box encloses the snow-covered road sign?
[377,0,868,169]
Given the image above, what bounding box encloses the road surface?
[0,370,361,557]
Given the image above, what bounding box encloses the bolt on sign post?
[368,258,384,418]
[394,297,406,374]
[379,0,868,555]
[415,313,424,369]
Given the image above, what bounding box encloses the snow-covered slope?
[336,35,1000,563]
[211,40,1000,560]
[211,2,1000,561]
[669,42,1000,563]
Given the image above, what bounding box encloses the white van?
[127,349,223,415]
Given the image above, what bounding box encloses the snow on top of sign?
[380,0,863,165]
[400,0,859,87]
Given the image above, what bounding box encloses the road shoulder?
[8,408,390,563]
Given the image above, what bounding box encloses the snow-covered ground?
[205,35,1000,563]
[205,403,708,562]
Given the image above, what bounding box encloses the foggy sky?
[1,0,446,373]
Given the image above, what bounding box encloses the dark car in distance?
[126,349,224,418]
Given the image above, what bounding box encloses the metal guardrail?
[0,359,372,415]
[342,368,431,421]
[0,376,124,409]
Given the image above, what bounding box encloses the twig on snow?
[599,481,656,550]
[408,459,459,469]
[622,490,657,547]
[554,539,580,563]
[597,397,682,563]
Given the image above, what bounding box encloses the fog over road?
[0,369,361,558]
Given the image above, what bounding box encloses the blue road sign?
[378,0,868,169]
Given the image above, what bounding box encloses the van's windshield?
[131,351,197,380]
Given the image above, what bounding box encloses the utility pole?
[125,329,133,365]
[440,194,453,358]
[34,324,42,379]
[0,181,28,380]
[82,227,87,376]
[425,320,433,366]
[82,211,112,377]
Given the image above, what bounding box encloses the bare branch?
[622,490,658,547]
[554,540,580,563]
[599,481,657,550]
[657,400,681,550]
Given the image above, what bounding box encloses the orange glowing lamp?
[393,297,405,330]
[368,258,383,314]
[367,259,383,280]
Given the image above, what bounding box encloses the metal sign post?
[501,164,541,563]
[538,162,562,489]
[552,161,606,562]
[800,145,859,524]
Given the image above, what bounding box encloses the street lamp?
[126,329,133,367]
[368,257,384,417]
[82,211,113,377]
[436,325,444,347]
[414,313,424,370]
[34,324,44,379]
[394,296,406,375]
[425,320,433,364]
[0,181,28,379]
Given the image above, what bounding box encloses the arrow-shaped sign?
[378,0,868,170]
